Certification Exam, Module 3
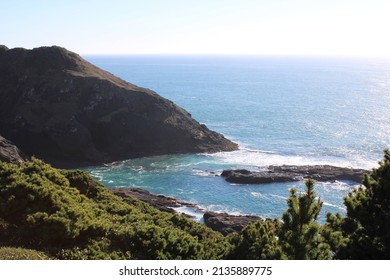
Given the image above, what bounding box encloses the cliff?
[0,45,237,166]
[0,135,26,163]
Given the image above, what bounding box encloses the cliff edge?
[0,45,237,165]
[0,135,26,163]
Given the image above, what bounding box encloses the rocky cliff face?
[0,135,26,163]
[0,45,237,166]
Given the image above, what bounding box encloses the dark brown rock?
[221,169,298,184]
[0,45,237,167]
[0,45,8,52]
[203,211,263,236]
[110,188,197,214]
[0,135,26,163]
[269,165,368,182]
[222,165,368,184]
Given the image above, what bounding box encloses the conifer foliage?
[227,219,285,260]
[279,179,330,259]
[325,149,390,259]
[228,179,331,260]
[0,158,230,259]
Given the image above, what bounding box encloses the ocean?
[83,55,390,222]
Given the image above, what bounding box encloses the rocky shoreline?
[110,187,199,215]
[109,164,369,235]
[221,165,368,184]
[110,187,263,235]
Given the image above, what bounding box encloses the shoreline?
[110,187,263,235]
[108,163,369,234]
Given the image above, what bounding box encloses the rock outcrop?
[0,45,237,166]
[203,211,263,236]
[221,169,295,184]
[0,135,26,163]
[110,187,198,214]
[222,165,368,184]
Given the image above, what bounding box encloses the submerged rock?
[221,165,368,184]
[0,45,237,166]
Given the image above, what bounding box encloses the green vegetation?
[323,149,390,259]
[227,219,285,259]
[1,150,389,260]
[279,179,330,259]
[227,179,331,260]
[0,247,51,260]
[0,158,229,259]
[229,150,390,260]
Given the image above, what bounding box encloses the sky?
[1,0,390,56]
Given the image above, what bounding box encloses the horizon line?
[80,52,390,59]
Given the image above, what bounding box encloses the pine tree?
[326,149,390,259]
[279,179,331,259]
[227,219,285,260]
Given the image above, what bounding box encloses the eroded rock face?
[0,135,26,163]
[0,45,237,166]
[221,165,368,184]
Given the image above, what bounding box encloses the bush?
[0,158,229,259]
[227,220,284,260]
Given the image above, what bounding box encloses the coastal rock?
[269,165,368,182]
[0,135,26,163]
[110,188,197,214]
[221,169,297,184]
[0,45,237,166]
[221,165,368,184]
[203,211,263,236]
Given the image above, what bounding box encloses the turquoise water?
[83,55,390,221]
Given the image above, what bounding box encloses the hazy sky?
[1,0,390,56]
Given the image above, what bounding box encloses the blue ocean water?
[83,55,390,221]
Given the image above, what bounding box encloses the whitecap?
[192,169,219,177]
[171,206,204,222]
[322,202,346,211]
[250,192,268,199]
[210,147,375,170]
[269,194,288,200]
[203,204,244,216]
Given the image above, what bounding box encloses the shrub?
[0,158,229,259]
